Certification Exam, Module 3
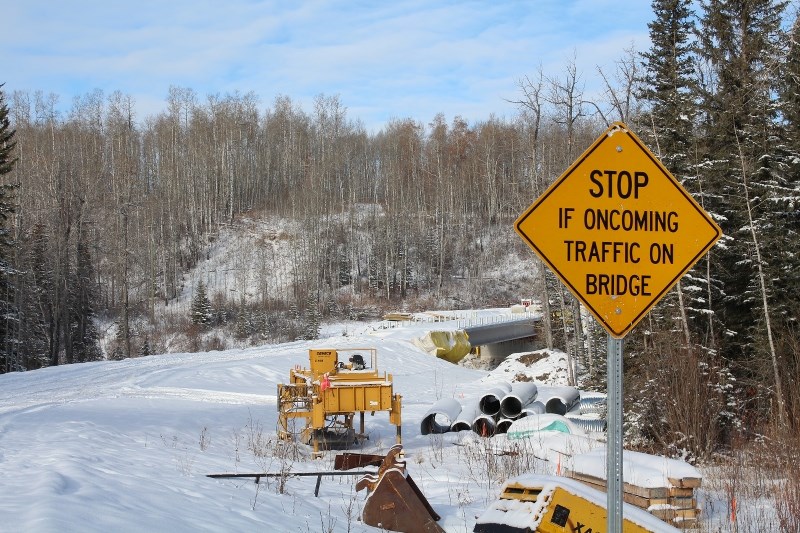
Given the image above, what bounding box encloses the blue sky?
[4,0,654,132]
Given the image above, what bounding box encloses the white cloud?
[3,0,653,131]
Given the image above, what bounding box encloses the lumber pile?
[564,449,702,528]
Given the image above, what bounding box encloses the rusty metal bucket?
[354,445,444,533]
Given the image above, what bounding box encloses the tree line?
[1,0,799,455]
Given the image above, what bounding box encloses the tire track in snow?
[118,386,276,405]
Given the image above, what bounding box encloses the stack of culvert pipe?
[477,382,511,416]
[499,382,539,419]
[419,398,462,435]
[420,383,589,438]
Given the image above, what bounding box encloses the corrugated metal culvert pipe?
[579,395,607,415]
[566,417,607,433]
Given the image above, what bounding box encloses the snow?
[572,448,701,490]
[195,217,301,304]
[0,309,714,532]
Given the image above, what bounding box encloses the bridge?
[404,310,541,363]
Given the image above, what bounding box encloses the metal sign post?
[607,335,623,531]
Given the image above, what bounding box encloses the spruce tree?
[303,291,320,340]
[337,248,350,287]
[697,0,784,343]
[639,0,709,339]
[234,300,252,339]
[139,337,152,357]
[190,281,213,328]
[30,223,56,365]
[640,0,697,176]
[766,12,800,426]
[0,184,17,373]
[69,241,102,362]
[0,84,19,373]
[0,84,15,176]
[697,0,789,421]
[780,14,800,142]
[771,12,800,322]
[17,225,51,370]
[110,320,127,361]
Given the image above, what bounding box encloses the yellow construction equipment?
[474,474,679,532]
[277,348,402,457]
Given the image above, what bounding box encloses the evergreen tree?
[16,225,51,370]
[337,247,351,287]
[368,252,380,296]
[69,241,102,362]
[766,12,800,427]
[639,0,711,341]
[303,291,320,340]
[697,0,789,420]
[0,84,19,373]
[780,14,800,142]
[640,0,697,176]
[234,297,260,339]
[0,184,18,373]
[190,281,213,327]
[697,0,783,345]
[771,12,800,323]
[0,84,15,176]
[139,337,152,357]
[29,223,56,366]
[234,306,250,339]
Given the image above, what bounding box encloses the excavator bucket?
[356,445,444,533]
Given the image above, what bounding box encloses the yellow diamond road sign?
[515,122,722,338]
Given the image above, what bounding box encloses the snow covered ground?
[0,309,742,532]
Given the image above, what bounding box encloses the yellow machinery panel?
[309,349,338,377]
[389,395,402,425]
[324,383,393,412]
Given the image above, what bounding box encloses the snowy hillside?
[0,311,744,531]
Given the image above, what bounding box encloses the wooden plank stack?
[564,468,702,528]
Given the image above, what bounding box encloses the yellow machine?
[278,348,402,456]
[474,475,678,533]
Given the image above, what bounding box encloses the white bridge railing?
[374,310,539,331]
